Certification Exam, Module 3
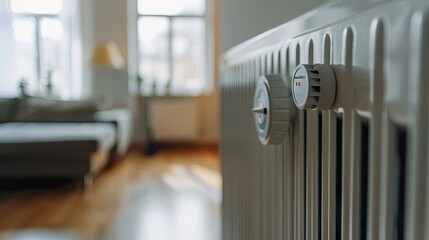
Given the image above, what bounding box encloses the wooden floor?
[0,145,221,240]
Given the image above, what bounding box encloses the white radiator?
[220,1,429,240]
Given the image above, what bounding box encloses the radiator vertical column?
[321,33,338,240]
[406,11,429,240]
[367,18,384,240]
[333,27,356,240]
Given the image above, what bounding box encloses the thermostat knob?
[252,75,293,145]
[292,64,336,110]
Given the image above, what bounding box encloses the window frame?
[135,0,211,96]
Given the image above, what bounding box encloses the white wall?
[220,0,328,52]
[91,0,129,108]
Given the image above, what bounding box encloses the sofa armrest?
[95,109,131,156]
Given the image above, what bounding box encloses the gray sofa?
[0,97,131,190]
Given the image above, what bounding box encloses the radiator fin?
[368,17,384,240]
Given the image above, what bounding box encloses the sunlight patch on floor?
[162,164,222,203]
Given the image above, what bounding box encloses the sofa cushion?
[0,122,117,177]
[13,97,98,122]
[0,122,115,147]
[0,98,17,123]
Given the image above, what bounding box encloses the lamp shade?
[90,42,125,69]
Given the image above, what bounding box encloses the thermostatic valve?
[252,75,293,146]
[292,64,336,110]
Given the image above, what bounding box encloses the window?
[11,0,67,97]
[137,0,208,96]
[0,0,80,99]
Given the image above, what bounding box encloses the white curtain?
[62,0,84,99]
[0,1,16,97]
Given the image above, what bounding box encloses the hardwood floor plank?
[0,145,220,240]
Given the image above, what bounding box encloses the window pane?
[138,17,169,58]
[138,0,205,16]
[11,0,62,14]
[12,18,37,90]
[171,18,205,93]
[139,58,169,95]
[40,18,65,96]
[138,17,170,94]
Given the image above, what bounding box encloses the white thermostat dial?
[252,75,293,145]
[292,64,337,110]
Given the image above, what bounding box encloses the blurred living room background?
[0,0,325,239]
